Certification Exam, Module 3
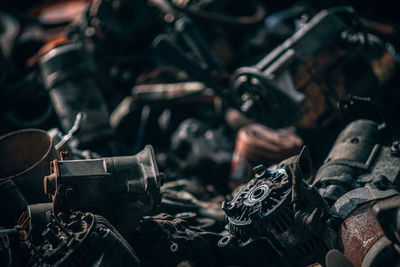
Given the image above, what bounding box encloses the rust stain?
[339,202,384,267]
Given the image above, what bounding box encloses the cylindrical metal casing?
[230,124,302,188]
[39,43,112,146]
[0,129,57,203]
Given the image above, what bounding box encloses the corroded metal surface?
[339,202,384,267]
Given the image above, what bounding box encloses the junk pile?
[1,0,400,266]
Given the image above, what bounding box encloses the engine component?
[39,43,112,148]
[131,213,219,266]
[26,203,52,246]
[110,76,220,149]
[332,187,400,267]
[43,145,163,236]
[1,2,400,266]
[231,8,396,128]
[339,201,385,267]
[170,119,233,190]
[313,119,400,205]
[220,148,334,266]
[29,211,140,266]
[0,180,28,228]
[230,124,303,189]
[0,129,57,203]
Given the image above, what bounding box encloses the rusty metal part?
[236,124,303,162]
[43,145,163,237]
[339,201,385,267]
[230,124,303,188]
[231,8,396,129]
[221,153,333,267]
[359,195,400,266]
[332,188,400,266]
[0,129,57,203]
[314,120,400,205]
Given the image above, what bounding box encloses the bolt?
[170,242,179,252]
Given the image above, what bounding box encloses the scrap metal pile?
[1,0,400,266]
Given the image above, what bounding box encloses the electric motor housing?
[220,164,332,266]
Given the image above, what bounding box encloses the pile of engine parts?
[1,0,400,266]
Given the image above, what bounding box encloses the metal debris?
[1,1,400,266]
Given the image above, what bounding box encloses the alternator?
[220,149,335,266]
[223,167,292,241]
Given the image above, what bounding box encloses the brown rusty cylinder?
[338,197,400,267]
[0,179,28,227]
[230,124,303,188]
[0,129,57,203]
